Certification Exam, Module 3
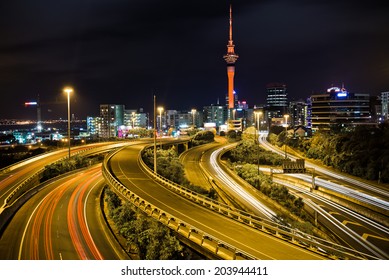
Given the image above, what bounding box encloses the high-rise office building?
[124,109,148,128]
[203,104,228,128]
[266,83,288,111]
[382,91,389,122]
[265,83,288,126]
[310,86,371,130]
[99,104,124,138]
[289,100,308,127]
[87,116,101,136]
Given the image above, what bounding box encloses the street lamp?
[157,107,163,136]
[132,111,135,129]
[254,111,263,175]
[64,87,73,159]
[191,108,196,128]
[283,114,289,158]
[284,114,289,126]
[153,96,157,173]
[254,111,262,132]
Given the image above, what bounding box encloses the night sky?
[1,0,388,120]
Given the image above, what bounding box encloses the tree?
[226,130,237,142]
[242,127,256,142]
[105,188,122,211]
[104,190,185,260]
[192,130,215,146]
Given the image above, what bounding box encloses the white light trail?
[210,146,277,220]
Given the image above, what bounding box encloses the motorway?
[258,133,389,207]
[2,135,386,259]
[0,164,129,260]
[179,136,388,259]
[272,176,389,258]
[107,142,326,259]
[256,134,389,258]
[180,137,277,220]
[0,142,128,214]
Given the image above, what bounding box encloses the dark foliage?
[40,155,104,182]
[142,147,216,199]
[227,139,284,166]
[104,188,198,260]
[192,131,215,146]
[270,124,389,183]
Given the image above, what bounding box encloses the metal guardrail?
[103,144,378,260]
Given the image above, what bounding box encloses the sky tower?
[223,4,239,115]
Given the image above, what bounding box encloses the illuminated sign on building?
[25,102,38,106]
[337,92,348,97]
[327,86,348,98]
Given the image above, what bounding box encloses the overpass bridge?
[102,141,374,260]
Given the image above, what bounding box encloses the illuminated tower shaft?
[223,5,238,110]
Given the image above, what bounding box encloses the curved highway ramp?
[104,143,331,260]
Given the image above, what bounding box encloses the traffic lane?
[275,178,388,258]
[81,169,130,259]
[0,166,125,260]
[67,168,104,259]
[20,176,82,259]
[0,146,90,200]
[0,142,121,198]
[259,134,389,201]
[109,145,325,260]
[278,173,389,244]
[180,142,222,190]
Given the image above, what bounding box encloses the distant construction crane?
[24,94,66,132]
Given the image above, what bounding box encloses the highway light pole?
[191,108,196,128]
[283,114,289,159]
[154,95,157,173]
[64,87,73,160]
[132,111,135,128]
[254,111,262,175]
[158,106,163,136]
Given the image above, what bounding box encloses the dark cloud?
[0,0,388,119]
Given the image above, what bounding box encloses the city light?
[157,106,163,136]
[24,102,38,106]
[191,108,196,127]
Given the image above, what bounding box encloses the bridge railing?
[102,150,256,260]
[135,144,379,260]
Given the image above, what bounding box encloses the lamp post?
[132,111,135,129]
[283,114,289,159]
[191,108,196,128]
[254,111,262,132]
[154,96,157,173]
[64,87,73,159]
[157,107,163,136]
[254,111,262,175]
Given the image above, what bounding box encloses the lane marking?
[362,233,389,242]
[342,220,362,227]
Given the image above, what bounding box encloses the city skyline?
[1,0,388,120]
